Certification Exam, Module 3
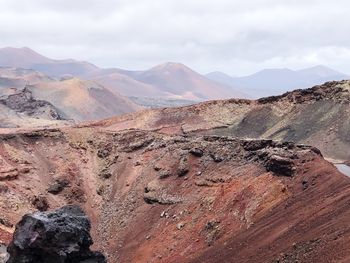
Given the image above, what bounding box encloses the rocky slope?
[0,127,350,262]
[96,80,350,162]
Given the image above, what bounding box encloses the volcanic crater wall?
[0,127,349,262]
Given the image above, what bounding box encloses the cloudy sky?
[0,0,349,75]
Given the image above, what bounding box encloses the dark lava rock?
[7,205,106,263]
[99,168,112,179]
[210,153,223,163]
[241,140,273,151]
[31,195,49,211]
[265,154,294,177]
[189,148,204,157]
[97,148,110,158]
[47,178,70,194]
[177,157,189,176]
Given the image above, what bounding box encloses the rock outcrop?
[7,205,106,263]
[0,87,62,120]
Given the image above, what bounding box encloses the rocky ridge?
[257,80,350,104]
[96,80,350,162]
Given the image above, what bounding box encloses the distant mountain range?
[207,66,349,98]
[0,47,245,101]
[0,47,348,103]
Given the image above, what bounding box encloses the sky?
[0,0,349,75]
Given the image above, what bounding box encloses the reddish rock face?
[0,127,350,262]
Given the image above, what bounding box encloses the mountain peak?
[0,46,51,68]
[297,65,345,77]
[0,46,42,55]
[150,62,190,71]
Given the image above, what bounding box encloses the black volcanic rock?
[264,154,294,177]
[7,205,106,263]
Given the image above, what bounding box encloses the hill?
[96,80,350,162]
[0,68,141,126]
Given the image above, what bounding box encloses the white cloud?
[0,0,349,75]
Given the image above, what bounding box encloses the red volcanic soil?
[0,127,350,262]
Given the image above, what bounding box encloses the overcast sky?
[0,0,349,75]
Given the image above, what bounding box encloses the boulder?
[47,178,70,194]
[265,154,294,176]
[7,205,106,263]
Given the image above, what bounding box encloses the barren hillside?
[96,80,350,162]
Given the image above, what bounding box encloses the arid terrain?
[1,79,350,262]
[2,1,350,262]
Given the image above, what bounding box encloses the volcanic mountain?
[98,62,248,100]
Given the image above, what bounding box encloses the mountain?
[205,71,237,87]
[28,78,141,121]
[131,62,248,100]
[1,105,350,262]
[0,47,99,77]
[206,65,349,98]
[0,67,53,92]
[74,62,249,101]
[0,47,247,101]
[0,47,51,68]
[0,68,141,126]
[84,68,169,98]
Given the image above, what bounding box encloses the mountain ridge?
[93,79,350,162]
